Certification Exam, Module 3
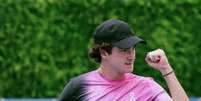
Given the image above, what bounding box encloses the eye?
[119,48,129,52]
[119,47,135,53]
[122,49,129,52]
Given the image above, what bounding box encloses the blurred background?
[0,0,201,99]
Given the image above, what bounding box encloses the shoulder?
[69,69,99,84]
[58,70,98,101]
[60,70,97,93]
[126,73,165,92]
[126,73,166,99]
[125,73,155,83]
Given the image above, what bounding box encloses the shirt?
[58,69,172,101]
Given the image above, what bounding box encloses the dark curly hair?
[89,43,113,63]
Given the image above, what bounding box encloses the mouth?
[125,62,133,66]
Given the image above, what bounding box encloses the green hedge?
[0,0,201,97]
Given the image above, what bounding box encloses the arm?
[145,49,189,101]
[163,68,189,101]
[58,79,75,101]
[58,77,84,101]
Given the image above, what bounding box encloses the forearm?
[162,69,189,101]
[145,49,189,101]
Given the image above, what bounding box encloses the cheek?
[110,55,125,64]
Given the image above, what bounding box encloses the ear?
[100,49,109,59]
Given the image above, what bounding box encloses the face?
[104,46,136,74]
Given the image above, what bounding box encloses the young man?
[58,19,189,101]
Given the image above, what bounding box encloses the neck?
[98,64,125,81]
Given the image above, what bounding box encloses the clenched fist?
[145,49,173,75]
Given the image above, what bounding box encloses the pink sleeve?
[145,77,171,100]
[154,92,173,101]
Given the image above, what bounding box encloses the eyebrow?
[119,48,134,52]
[119,47,134,50]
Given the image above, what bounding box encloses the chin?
[125,68,133,73]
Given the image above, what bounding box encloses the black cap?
[93,19,146,49]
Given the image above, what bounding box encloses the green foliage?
[0,0,201,97]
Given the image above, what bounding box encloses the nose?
[127,50,135,61]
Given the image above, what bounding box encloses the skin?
[99,47,135,80]
[145,49,189,101]
[99,47,189,101]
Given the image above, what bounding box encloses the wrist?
[159,65,173,75]
[162,70,174,77]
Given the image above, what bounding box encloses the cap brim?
[112,36,146,49]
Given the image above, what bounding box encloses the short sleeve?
[145,77,169,100]
[58,77,84,101]
[58,79,76,101]
[154,91,173,101]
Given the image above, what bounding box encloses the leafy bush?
[0,0,201,97]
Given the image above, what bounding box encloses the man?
[58,19,189,101]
